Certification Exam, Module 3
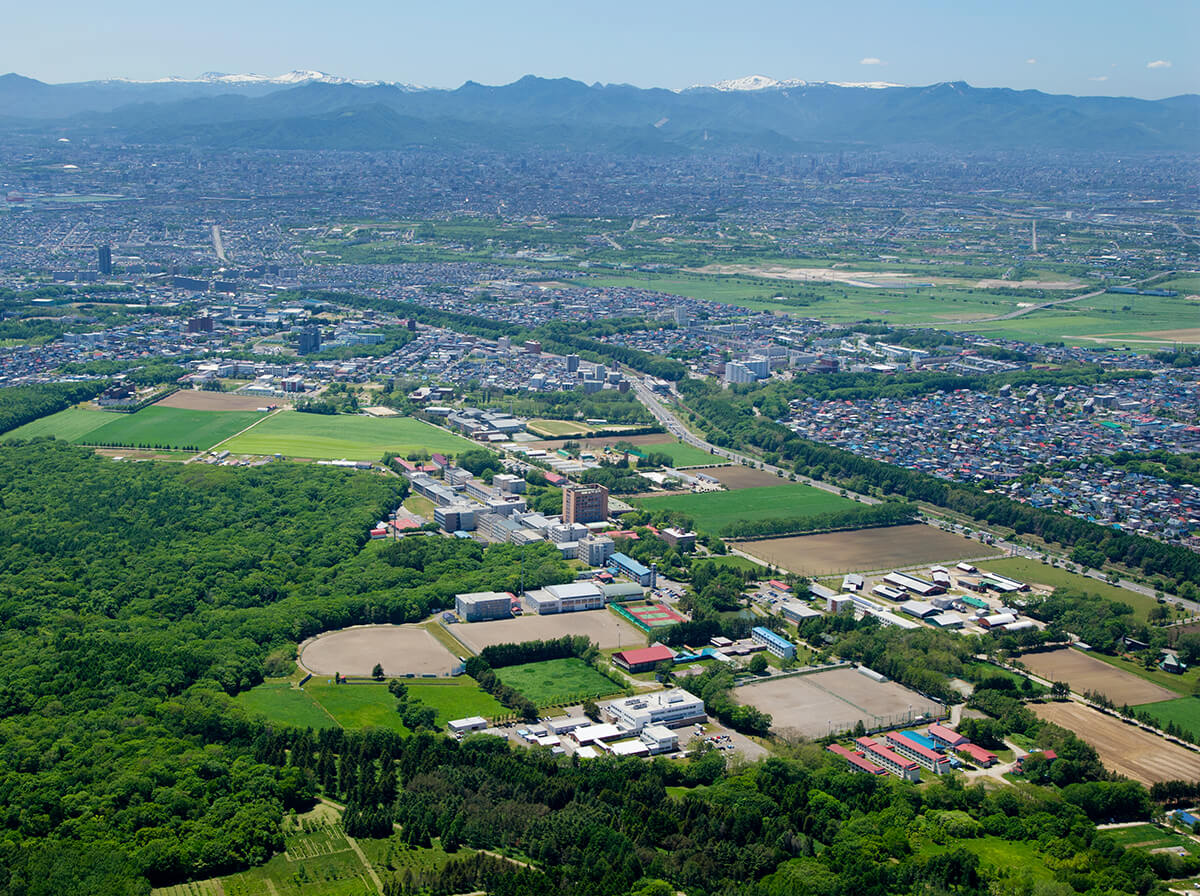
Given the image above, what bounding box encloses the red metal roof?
[613,644,676,666]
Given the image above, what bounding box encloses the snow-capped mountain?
[693,75,902,91]
[94,70,408,88]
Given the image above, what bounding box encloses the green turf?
[221,411,478,461]
[918,836,1054,884]
[1133,696,1200,739]
[2,405,112,442]
[81,406,263,450]
[306,682,410,733]
[234,680,337,730]
[638,440,721,467]
[976,558,1164,621]
[496,657,623,707]
[635,483,862,535]
[404,679,505,724]
[528,418,591,437]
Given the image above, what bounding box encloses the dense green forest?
[0,381,105,433]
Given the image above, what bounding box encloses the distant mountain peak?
[87,70,427,89]
[691,75,903,92]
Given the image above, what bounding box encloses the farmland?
[221,410,477,460]
[976,557,1163,621]
[1017,648,1178,705]
[738,524,997,576]
[1133,697,1200,740]
[1031,701,1200,785]
[234,680,337,730]
[2,405,111,442]
[635,482,861,535]
[496,657,622,706]
[637,440,720,467]
[2,403,262,450]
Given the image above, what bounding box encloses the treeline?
[478,634,596,669]
[681,378,1200,590]
[56,358,190,386]
[465,388,654,426]
[722,501,916,539]
[683,665,773,736]
[463,655,539,721]
[1107,449,1200,488]
[0,381,105,433]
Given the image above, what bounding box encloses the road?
[211,223,227,262]
[970,270,1179,322]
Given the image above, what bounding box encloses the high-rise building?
[565,354,580,373]
[97,244,112,275]
[297,325,322,355]
[563,482,609,525]
[187,316,214,333]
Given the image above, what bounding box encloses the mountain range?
[1,71,1196,154]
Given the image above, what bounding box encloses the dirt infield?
[299,625,462,677]
[450,610,645,653]
[734,666,944,738]
[737,525,1000,575]
[1018,649,1177,705]
[526,433,668,450]
[701,466,786,489]
[156,390,287,411]
[1032,702,1200,785]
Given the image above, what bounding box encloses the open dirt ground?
[450,610,644,654]
[700,466,785,489]
[734,666,944,738]
[526,433,670,450]
[299,624,462,677]
[1018,649,1177,705]
[1032,702,1200,785]
[737,525,1000,575]
[156,390,287,411]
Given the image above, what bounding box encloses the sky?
[5,0,1197,98]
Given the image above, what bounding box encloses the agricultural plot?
[451,609,644,653]
[234,680,336,730]
[976,557,1162,621]
[527,418,592,437]
[157,390,286,411]
[1,405,111,442]
[1031,702,1200,785]
[738,524,997,575]
[300,624,465,677]
[1133,697,1200,740]
[221,410,476,461]
[86,405,263,449]
[701,465,786,489]
[1017,648,1177,705]
[734,667,944,738]
[496,657,622,706]
[1101,823,1200,856]
[305,683,408,733]
[635,483,860,535]
[637,440,720,467]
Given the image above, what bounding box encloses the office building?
[455,591,515,622]
[98,244,112,275]
[297,325,322,355]
[751,626,796,660]
[602,689,706,732]
[563,482,608,524]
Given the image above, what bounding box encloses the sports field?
[976,557,1161,621]
[496,657,622,706]
[451,610,644,653]
[737,524,998,575]
[1133,697,1200,740]
[299,624,464,677]
[234,680,337,729]
[734,667,944,738]
[527,418,591,437]
[621,602,686,628]
[635,483,861,535]
[1032,701,1200,785]
[220,410,477,460]
[2,404,262,450]
[1018,648,1177,705]
[638,441,719,467]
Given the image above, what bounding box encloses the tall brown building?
[563,482,609,524]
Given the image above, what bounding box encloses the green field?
[1086,651,1200,697]
[234,680,337,730]
[1133,697,1200,739]
[976,557,1163,621]
[403,679,505,723]
[528,418,591,437]
[82,406,263,450]
[635,483,862,535]
[2,405,112,442]
[220,411,478,460]
[496,657,622,706]
[638,440,721,467]
[1100,823,1200,857]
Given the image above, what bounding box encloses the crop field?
[84,405,264,449]
[701,465,788,489]
[635,483,860,535]
[738,524,998,575]
[221,410,477,460]
[300,624,465,677]
[1032,701,1200,785]
[975,557,1162,621]
[497,657,622,706]
[2,405,111,442]
[235,680,337,730]
[734,667,945,738]
[1133,697,1200,740]
[637,440,720,467]
[527,418,592,437]
[1017,648,1177,705]
[451,609,644,654]
[1100,823,1200,856]
[157,390,287,411]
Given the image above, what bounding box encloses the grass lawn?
[964,661,1047,695]
[527,418,590,437]
[2,405,111,442]
[220,410,477,461]
[404,679,505,724]
[704,554,767,572]
[496,657,623,706]
[404,494,436,517]
[82,406,263,450]
[234,680,337,730]
[977,557,1163,622]
[918,836,1054,884]
[306,682,410,733]
[638,440,721,467]
[635,483,862,535]
[1133,696,1200,739]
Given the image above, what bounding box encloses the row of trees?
[721,500,916,539]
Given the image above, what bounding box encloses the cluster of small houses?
[827,723,1000,781]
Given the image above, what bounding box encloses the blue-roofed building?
[610,552,656,587]
[1175,809,1200,829]
[751,626,796,660]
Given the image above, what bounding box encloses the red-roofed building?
[612,644,677,673]
[827,743,886,776]
[544,472,567,486]
[928,723,968,749]
[957,743,998,768]
[854,737,921,782]
[886,733,952,776]
[768,580,791,592]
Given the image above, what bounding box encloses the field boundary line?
[209,407,282,452]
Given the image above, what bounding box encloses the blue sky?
[6,0,1197,97]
